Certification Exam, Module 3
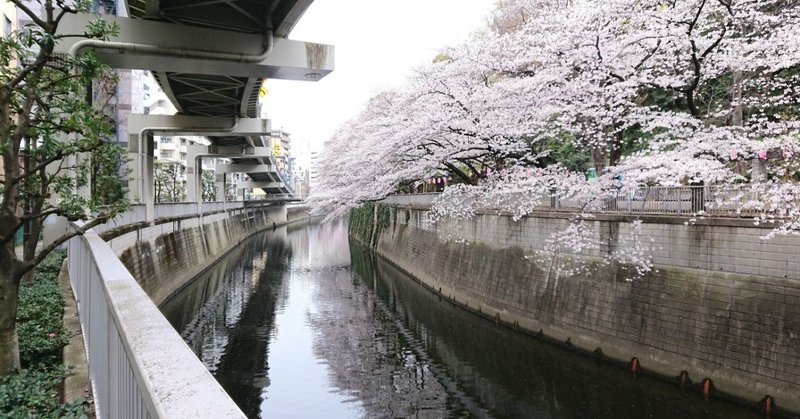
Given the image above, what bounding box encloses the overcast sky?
[261,0,497,167]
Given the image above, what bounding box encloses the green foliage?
[91,140,130,207]
[349,202,375,244]
[375,204,392,238]
[1,11,129,250]
[154,161,186,203]
[202,169,217,202]
[17,251,68,368]
[1,250,86,417]
[348,203,394,247]
[533,135,592,172]
[31,250,66,282]
[0,366,89,418]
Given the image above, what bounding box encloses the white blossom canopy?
[310,0,800,241]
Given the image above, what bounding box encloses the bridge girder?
[128,115,272,141]
[55,13,334,80]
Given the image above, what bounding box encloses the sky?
[261,0,497,167]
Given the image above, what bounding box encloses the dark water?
[161,220,764,419]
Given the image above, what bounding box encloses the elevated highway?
[55,0,332,220]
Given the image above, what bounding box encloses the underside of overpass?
[56,0,333,218]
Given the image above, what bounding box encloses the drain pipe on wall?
[68,1,276,63]
[68,29,275,64]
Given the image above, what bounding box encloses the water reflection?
[162,220,760,419]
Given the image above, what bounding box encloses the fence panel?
[384,185,771,218]
[67,225,245,419]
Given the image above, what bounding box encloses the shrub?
[0,366,89,418]
[0,249,88,417]
[17,250,69,368]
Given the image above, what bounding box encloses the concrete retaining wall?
[118,205,308,305]
[372,207,800,414]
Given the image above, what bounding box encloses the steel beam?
[55,13,334,80]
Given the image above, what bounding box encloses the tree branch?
[9,0,49,31]
[19,215,110,276]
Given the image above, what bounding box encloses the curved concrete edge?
[60,259,91,407]
[83,233,247,419]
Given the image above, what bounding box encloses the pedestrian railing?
[90,205,147,235]
[91,200,279,233]
[385,185,772,218]
[583,185,765,216]
[67,223,245,418]
[380,193,442,207]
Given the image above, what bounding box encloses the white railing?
[67,224,245,418]
[91,205,146,235]
[201,201,236,213]
[154,202,200,219]
[384,185,769,218]
[85,201,290,242]
[381,193,440,207]
[579,185,764,216]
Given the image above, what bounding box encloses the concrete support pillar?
[187,164,199,203]
[186,144,206,203]
[127,150,140,203]
[127,131,155,222]
[143,132,155,223]
[216,172,226,203]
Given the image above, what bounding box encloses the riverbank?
[350,203,800,417]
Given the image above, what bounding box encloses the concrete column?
[127,150,141,203]
[216,172,226,202]
[186,163,199,203]
[186,144,206,203]
[143,132,155,223]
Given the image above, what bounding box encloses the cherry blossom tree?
[311,0,800,257]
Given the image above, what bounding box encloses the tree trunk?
[609,131,625,167]
[22,219,41,283]
[0,249,21,374]
[590,147,607,173]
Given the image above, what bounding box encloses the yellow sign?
[259,80,268,97]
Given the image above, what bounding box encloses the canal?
[160,220,762,419]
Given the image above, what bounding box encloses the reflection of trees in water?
[289,219,352,269]
[357,244,758,419]
[162,228,293,418]
[163,221,756,419]
[306,251,458,418]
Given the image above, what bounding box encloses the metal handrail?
[67,223,245,418]
[385,185,776,218]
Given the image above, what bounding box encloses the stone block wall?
[375,207,800,413]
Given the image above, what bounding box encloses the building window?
[180,138,187,146]
[160,150,174,159]
[143,106,150,115]
[160,137,171,144]
[180,153,187,161]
